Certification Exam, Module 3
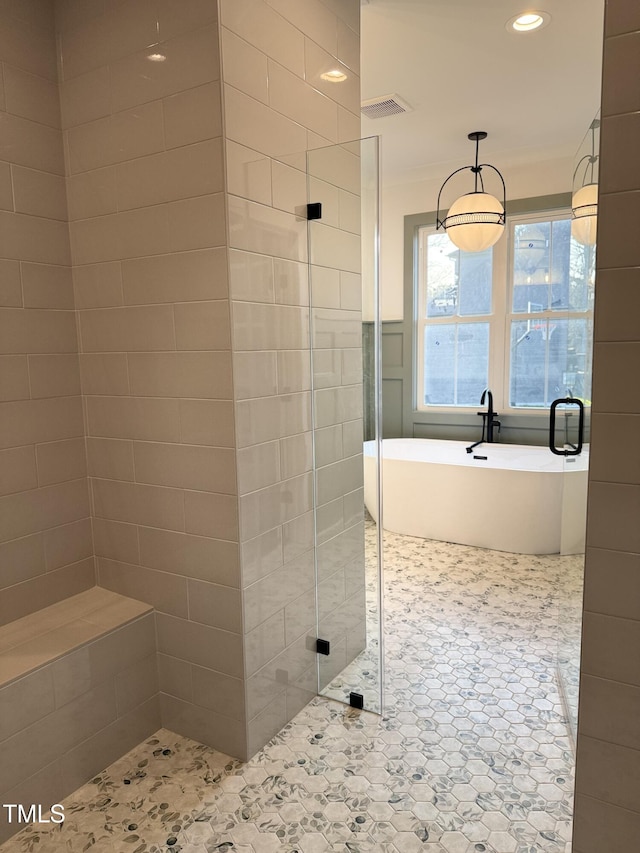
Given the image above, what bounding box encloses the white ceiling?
[361,0,605,186]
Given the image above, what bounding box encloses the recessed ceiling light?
[321,69,348,83]
[506,10,551,33]
[514,13,543,30]
[147,52,166,62]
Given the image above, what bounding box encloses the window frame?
[414,206,593,416]
[415,228,505,412]
[504,210,595,411]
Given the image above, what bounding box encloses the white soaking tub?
[364,438,589,555]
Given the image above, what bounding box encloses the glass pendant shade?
[445,192,505,252]
[571,183,598,246]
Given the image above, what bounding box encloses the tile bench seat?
[0,587,160,844]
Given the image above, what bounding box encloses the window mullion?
[453,325,458,405]
[492,228,507,411]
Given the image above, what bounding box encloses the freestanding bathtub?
[364,438,589,555]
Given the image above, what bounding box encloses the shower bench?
[0,587,160,844]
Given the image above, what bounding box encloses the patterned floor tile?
[1,527,580,853]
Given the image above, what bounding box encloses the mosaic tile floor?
[3,528,582,853]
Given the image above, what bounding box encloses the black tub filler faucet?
[466,389,501,453]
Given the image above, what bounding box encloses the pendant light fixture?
[436,131,507,253]
[571,118,600,246]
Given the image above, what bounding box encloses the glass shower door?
[510,177,596,745]
[553,394,590,743]
[306,137,383,714]
[554,213,596,742]
[548,114,598,740]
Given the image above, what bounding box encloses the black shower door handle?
[549,397,584,456]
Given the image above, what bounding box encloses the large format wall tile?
[121,249,228,305]
[0,17,57,80]
[163,82,223,149]
[224,85,307,158]
[108,27,220,113]
[222,0,362,758]
[604,0,640,36]
[575,2,640,847]
[0,0,237,772]
[0,5,90,625]
[583,547,640,622]
[220,0,305,77]
[601,30,640,118]
[72,7,245,747]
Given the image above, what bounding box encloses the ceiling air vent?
[361,94,412,119]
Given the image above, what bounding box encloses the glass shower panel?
[555,393,590,744]
[555,113,599,742]
[306,137,383,714]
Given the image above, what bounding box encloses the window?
[415,210,595,412]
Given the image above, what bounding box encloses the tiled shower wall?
[53,0,364,760]
[573,0,640,849]
[0,0,365,764]
[0,2,93,627]
[307,143,366,693]
[219,0,362,755]
[56,0,246,757]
